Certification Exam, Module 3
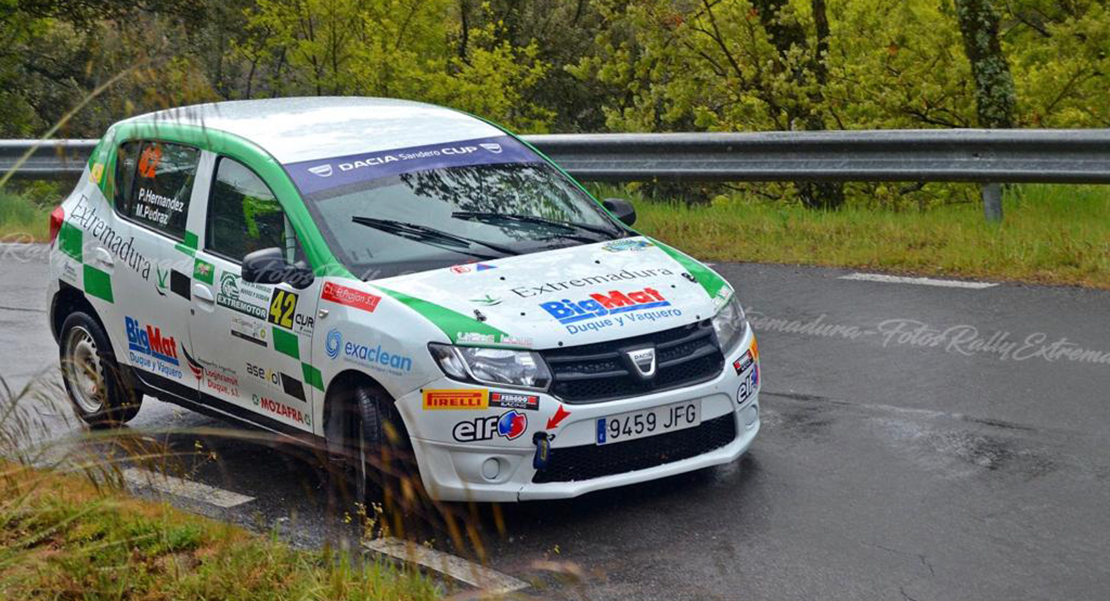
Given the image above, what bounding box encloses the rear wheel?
[59,312,142,426]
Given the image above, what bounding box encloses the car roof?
[118,97,505,165]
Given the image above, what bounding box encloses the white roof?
[120,97,504,164]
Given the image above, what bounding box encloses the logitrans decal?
[511,267,674,298]
[69,196,151,280]
[326,329,412,375]
[284,135,540,197]
[124,316,182,379]
[540,287,683,335]
[452,410,528,442]
[183,348,240,398]
[217,272,269,320]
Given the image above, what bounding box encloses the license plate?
[596,400,701,445]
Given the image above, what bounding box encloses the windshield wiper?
[351,216,520,258]
[451,211,618,240]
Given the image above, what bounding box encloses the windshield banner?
[284,135,539,197]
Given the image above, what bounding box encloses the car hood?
[369,236,733,349]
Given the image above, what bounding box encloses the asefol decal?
[423,389,488,411]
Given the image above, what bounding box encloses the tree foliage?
[1,0,1108,205]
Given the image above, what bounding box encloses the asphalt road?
[3,243,1109,600]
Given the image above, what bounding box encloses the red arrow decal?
[546,405,571,430]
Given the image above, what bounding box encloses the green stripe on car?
[272,327,300,360]
[82,265,114,303]
[301,363,324,391]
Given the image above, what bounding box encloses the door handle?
[193,284,215,304]
[94,247,114,268]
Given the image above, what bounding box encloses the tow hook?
[532,432,555,470]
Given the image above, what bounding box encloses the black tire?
[332,382,420,515]
[58,311,142,426]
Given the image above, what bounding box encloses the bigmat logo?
[541,287,671,325]
[125,317,179,365]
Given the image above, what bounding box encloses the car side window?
[126,141,199,239]
[114,141,139,213]
[206,157,304,264]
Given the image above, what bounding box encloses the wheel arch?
[322,368,408,456]
[51,283,106,345]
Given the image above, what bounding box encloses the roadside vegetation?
[0,460,438,600]
[614,183,1110,289]
[0,185,52,242]
[0,377,439,601]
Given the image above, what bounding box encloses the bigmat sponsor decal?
[125,317,182,379]
[540,287,683,335]
[284,135,539,197]
[423,389,489,411]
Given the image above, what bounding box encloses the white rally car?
[46,97,760,502]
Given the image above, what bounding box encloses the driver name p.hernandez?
[46,97,760,502]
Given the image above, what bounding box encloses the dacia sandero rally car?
[47,97,760,501]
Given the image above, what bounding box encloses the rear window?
[116,141,199,240]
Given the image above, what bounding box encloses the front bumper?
[398,328,761,502]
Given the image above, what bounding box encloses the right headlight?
[711,294,747,353]
[428,343,552,390]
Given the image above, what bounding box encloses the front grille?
[542,321,724,403]
[532,413,737,483]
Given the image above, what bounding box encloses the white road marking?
[365,537,529,594]
[122,467,255,509]
[839,272,997,289]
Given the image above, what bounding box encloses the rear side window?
[206,157,301,263]
[118,141,199,239]
[114,141,139,210]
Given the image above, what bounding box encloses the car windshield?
[284,137,626,279]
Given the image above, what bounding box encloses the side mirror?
[242,247,315,289]
[603,197,637,227]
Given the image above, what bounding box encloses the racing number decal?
[268,289,299,329]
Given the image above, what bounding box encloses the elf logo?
[452,410,528,442]
[540,287,670,325]
[125,316,179,365]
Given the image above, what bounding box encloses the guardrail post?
[981,183,1003,222]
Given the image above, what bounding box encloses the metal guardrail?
[5,129,1110,220]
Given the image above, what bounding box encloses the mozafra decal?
[284,135,539,197]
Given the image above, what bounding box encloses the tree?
[952,0,1016,128]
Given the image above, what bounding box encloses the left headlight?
[712,294,747,353]
[428,343,552,390]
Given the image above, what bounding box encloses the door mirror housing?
[242,247,315,289]
[602,197,637,226]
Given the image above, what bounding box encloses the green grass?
[627,184,1110,289]
[0,461,439,600]
[0,187,52,242]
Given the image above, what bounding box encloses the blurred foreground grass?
[627,184,1110,289]
[0,459,438,600]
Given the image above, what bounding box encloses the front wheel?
[333,383,420,515]
[59,312,142,426]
